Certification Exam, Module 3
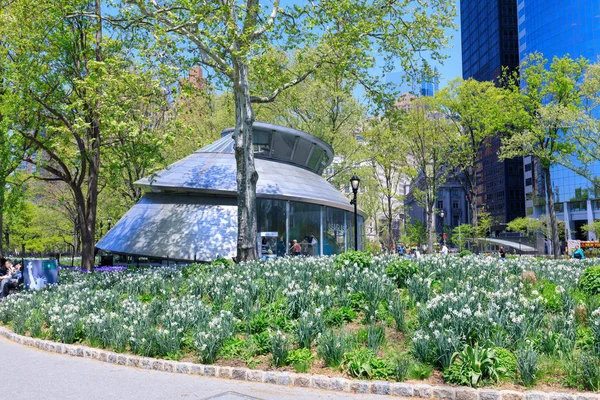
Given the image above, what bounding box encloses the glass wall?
[256,198,364,257]
[325,207,345,255]
[257,199,287,257]
[289,202,321,256]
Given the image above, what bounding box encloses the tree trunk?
[543,166,560,258]
[233,63,258,262]
[427,206,435,254]
[387,194,393,253]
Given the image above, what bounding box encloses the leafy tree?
[256,65,368,189]
[437,78,524,231]
[121,0,456,261]
[581,220,600,239]
[501,53,587,258]
[404,217,427,248]
[507,215,566,241]
[364,119,407,252]
[451,224,473,251]
[1,0,172,269]
[574,60,600,192]
[397,96,453,253]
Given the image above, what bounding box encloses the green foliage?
[270,331,290,367]
[219,337,247,359]
[444,344,506,388]
[459,249,472,257]
[516,347,539,387]
[286,348,314,373]
[335,251,372,270]
[579,266,600,295]
[367,323,386,353]
[211,257,235,267]
[493,348,517,380]
[324,307,357,327]
[408,362,433,380]
[539,281,563,312]
[249,331,271,356]
[317,328,350,368]
[392,354,411,382]
[341,348,395,379]
[385,260,418,288]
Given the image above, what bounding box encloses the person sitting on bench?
[0,260,22,299]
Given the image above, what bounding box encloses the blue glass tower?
[518,0,600,240]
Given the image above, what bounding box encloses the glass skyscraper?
[518,0,600,240]
[461,0,524,233]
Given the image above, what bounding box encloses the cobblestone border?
[1,326,597,399]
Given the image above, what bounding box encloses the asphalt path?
[0,336,388,400]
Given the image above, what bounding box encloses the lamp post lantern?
[107,217,113,231]
[350,174,360,251]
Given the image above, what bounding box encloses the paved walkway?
[0,336,387,400]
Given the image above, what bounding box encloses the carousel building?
[96,122,365,262]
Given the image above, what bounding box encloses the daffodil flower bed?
[1,254,599,391]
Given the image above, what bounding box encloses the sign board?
[567,240,600,254]
[23,259,58,290]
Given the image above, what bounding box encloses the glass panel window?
[257,199,287,257]
[271,132,295,161]
[292,139,313,166]
[253,130,271,156]
[307,148,324,171]
[288,201,321,256]
[325,207,346,255]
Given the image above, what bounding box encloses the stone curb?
[1,326,598,399]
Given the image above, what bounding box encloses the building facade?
[518,0,600,240]
[461,0,525,233]
[97,123,365,262]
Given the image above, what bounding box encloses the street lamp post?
[107,217,113,231]
[350,174,361,251]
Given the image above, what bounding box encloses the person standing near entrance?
[290,240,302,256]
[572,246,585,260]
[499,245,506,260]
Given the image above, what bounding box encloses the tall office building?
[461,0,525,233]
[518,0,600,240]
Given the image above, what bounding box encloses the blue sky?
[385,0,463,90]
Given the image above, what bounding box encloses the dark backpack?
[574,251,582,259]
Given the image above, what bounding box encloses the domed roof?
[136,122,358,213]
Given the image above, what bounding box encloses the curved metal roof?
[96,194,238,262]
[137,152,360,214]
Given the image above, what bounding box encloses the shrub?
[341,348,394,379]
[516,346,538,387]
[219,337,247,359]
[459,250,472,257]
[408,362,433,380]
[539,281,562,312]
[325,306,357,327]
[250,331,271,356]
[385,260,417,288]
[247,312,270,334]
[342,348,376,379]
[444,344,505,388]
[579,266,600,295]
[494,347,517,380]
[211,257,235,267]
[287,348,314,373]
[334,251,372,270]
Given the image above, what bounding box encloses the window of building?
[437,200,443,210]
[453,200,459,209]
[525,177,532,186]
[525,163,532,172]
